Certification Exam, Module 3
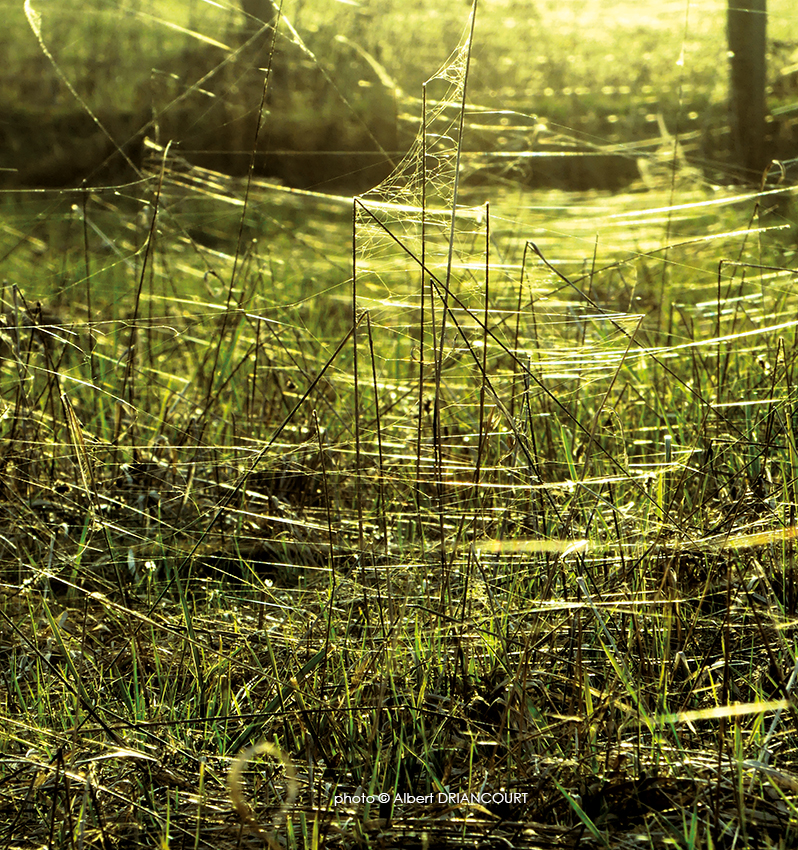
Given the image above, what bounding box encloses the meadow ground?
[2,1,798,848]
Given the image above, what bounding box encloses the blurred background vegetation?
[1,0,796,193]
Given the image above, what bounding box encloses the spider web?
[353,5,483,331]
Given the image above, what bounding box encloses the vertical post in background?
[727,0,768,178]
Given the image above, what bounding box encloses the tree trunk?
[239,0,278,31]
[727,0,768,178]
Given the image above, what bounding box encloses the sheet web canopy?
[348,4,647,520]
[350,9,502,486]
[352,5,484,332]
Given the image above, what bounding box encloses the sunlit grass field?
[2,2,798,849]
